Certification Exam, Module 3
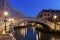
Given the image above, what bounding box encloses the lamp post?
[53,14,57,30]
[4,11,8,31]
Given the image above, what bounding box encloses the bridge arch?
[27,20,51,30]
[14,20,51,31]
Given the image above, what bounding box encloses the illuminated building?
[0,0,25,34]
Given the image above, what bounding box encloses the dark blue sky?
[9,0,60,17]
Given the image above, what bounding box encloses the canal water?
[14,27,60,40]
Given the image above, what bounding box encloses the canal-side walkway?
[0,33,16,40]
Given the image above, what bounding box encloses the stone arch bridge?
[14,17,52,31]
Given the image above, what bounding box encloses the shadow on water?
[14,26,60,40]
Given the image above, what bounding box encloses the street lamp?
[4,11,8,31]
[53,14,57,30]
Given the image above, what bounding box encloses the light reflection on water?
[14,27,60,40]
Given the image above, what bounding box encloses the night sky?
[9,0,60,17]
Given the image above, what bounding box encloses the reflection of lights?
[36,32,41,40]
[20,28,25,37]
[25,28,27,34]
[39,32,41,39]
[36,34,38,40]
[32,27,35,33]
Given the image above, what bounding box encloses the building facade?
[0,0,25,18]
[37,9,60,21]
[0,0,25,33]
[0,0,4,18]
[37,9,60,30]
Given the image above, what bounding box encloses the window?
[48,14,49,16]
[40,14,43,17]
[44,14,46,16]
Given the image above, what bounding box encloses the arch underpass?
[14,20,51,33]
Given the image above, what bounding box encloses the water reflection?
[20,28,25,37]
[14,27,60,40]
[25,27,27,35]
[36,34,38,40]
[40,33,51,40]
[14,27,36,40]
